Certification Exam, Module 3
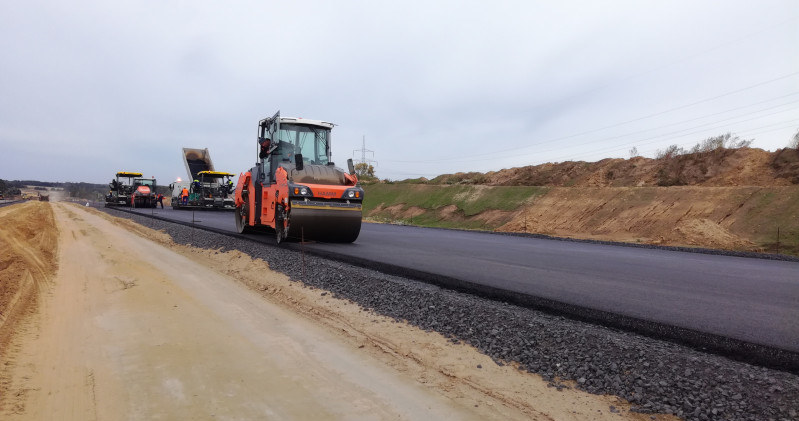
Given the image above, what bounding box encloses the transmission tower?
[353,135,377,166]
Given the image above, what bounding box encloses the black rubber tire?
[275,205,286,244]
[235,204,251,234]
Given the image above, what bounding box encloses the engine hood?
[279,163,355,186]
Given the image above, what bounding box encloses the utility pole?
[353,135,377,167]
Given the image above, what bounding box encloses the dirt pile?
[0,202,58,357]
[430,147,799,187]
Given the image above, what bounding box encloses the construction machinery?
[131,176,157,208]
[105,172,140,207]
[234,111,364,243]
[170,171,236,209]
[182,147,215,179]
[170,148,236,210]
[105,172,157,208]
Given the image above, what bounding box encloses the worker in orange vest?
[181,187,189,205]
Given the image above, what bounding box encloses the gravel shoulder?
[102,206,799,421]
[1,202,659,420]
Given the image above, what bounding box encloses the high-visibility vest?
[181,188,189,197]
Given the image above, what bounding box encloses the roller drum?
[287,202,362,243]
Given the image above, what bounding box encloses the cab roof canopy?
[279,117,335,129]
[116,172,143,177]
[197,171,235,177]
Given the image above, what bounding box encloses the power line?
[519,104,799,160]
[547,117,799,163]
[385,108,798,169]
[383,72,799,164]
[382,120,798,179]
[575,15,799,100]
[384,88,799,165]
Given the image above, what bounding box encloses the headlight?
[291,185,313,196]
[342,188,363,200]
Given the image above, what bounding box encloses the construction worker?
[192,179,201,194]
[258,137,271,159]
[181,186,189,205]
[226,179,234,194]
[157,193,164,209]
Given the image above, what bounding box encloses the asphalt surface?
[0,199,26,208]
[127,206,799,355]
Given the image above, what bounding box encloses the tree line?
[0,179,114,200]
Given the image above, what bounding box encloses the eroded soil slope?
[499,186,799,254]
[0,202,58,358]
[365,183,799,254]
[367,148,799,254]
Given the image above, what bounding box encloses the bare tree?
[656,144,684,159]
[629,146,639,158]
[790,129,799,149]
[694,133,752,153]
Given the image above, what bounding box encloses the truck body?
[170,171,235,210]
[171,148,235,210]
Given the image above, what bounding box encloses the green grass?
[363,184,548,216]
[362,184,549,231]
[741,188,799,255]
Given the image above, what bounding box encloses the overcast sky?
[1,0,797,184]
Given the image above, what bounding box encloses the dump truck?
[234,111,364,243]
[105,172,157,208]
[169,148,236,210]
[182,147,215,179]
[169,171,235,209]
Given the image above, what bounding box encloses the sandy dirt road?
[0,202,659,420]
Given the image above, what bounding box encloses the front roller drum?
[287,206,362,243]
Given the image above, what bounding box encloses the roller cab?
[234,111,364,243]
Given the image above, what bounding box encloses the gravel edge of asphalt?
[107,208,799,421]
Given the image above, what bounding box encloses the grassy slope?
[730,187,799,255]
[363,184,548,230]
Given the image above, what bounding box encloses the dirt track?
[0,202,663,420]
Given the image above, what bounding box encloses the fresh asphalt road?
[126,207,799,353]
